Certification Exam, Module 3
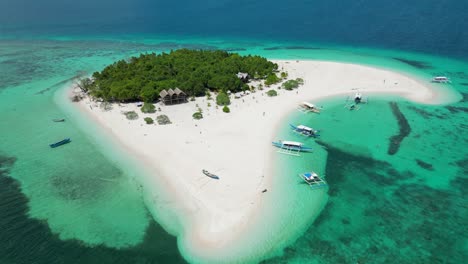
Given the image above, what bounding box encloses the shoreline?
[65,59,458,262]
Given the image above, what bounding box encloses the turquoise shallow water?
[265,97,467,263]
[0,36,467,263]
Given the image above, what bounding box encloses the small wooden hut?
[159,88,187,105]
[174,88,187,103]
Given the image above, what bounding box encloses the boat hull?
[289,124,320,137]
[49,138,71,148]
[202,169,219,179]
[272,141,312,152]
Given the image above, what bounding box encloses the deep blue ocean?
[1,1,467,263]
[2,0,468,59]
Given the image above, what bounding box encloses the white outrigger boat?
[431,76,450,83]
[272,140,312,156]
[299,171,328,190]
[298,102,320,113]
[290,124,320,138]
[345,92,367,110]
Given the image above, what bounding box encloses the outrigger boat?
[431,76,450,83]
[202,169,220,180]
[52,118,65,122]
[298,102,320,113]
[354,92,363,104]
[49,138,71,148]
[289,124,320,137]
[299,171,328,190]
[345,92,367,110]
[272,140,312,156]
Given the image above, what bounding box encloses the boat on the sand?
[203,169,219,179]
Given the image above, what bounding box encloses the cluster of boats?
[272,102,328,189]
[273,74,451,189]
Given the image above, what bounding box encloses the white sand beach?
[68,60,457,259]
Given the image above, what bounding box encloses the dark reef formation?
[0,153,186,264]
[388,102,411,155]
[263,140,467,264]
[393,57,433,69]
[264,46,321,51]
[416,159,434,171]
[445,106,468,114]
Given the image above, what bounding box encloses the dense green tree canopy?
[85,49,278,102]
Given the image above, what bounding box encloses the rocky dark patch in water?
[450,176,468,197]
[445,106,468,114]
[35,73,86,95]
[416,159,434,171]
[455,159,468,175]
[406,105,447,119]
[223,48,247,52]
[460,92,468,102]
[393,57,433,69]
[0,153,185,264]
[388,102,411,155]
[448,71,468,79]
[406,105,432,118]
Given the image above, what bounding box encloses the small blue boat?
[272,140,312,156]
[49,138,71,148]
[290,124,320,137]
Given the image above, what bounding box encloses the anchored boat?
[345,92,368,110]
[272,140,312,156]
[290,124,320,137]
[49,138,71,148]
[431,76,450,83]
[299,171,328,190]
[52,118,65,122]
[354,92,363,104]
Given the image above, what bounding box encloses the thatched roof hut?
[159,88,187,105]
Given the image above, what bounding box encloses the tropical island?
[67,51,453,263]
[78,49,280,102]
